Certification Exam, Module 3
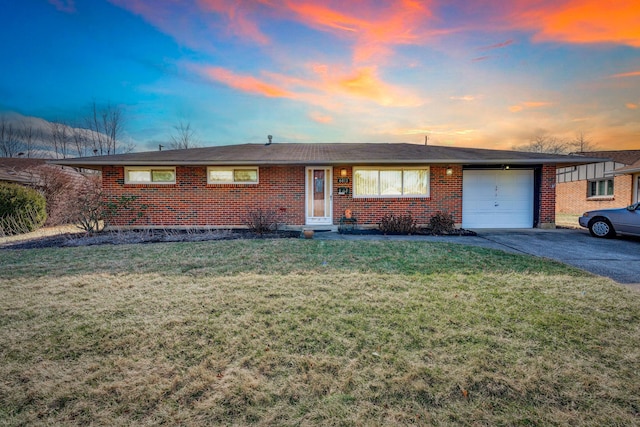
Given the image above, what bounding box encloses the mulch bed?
[1,229,300,250]
[1,227,476,250]
[343,228,476,237]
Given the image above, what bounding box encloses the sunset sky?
[1,0,639,151]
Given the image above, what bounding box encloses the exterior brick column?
[540,164,556,228]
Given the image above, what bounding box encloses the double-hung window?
[125,167,176,184]
[353,167,429,197]
[588,179,613,197]
[207,167,259,184]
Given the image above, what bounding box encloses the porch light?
[446,167,453,176]
[340,168,348,177]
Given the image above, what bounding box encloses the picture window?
[353,167,429,197]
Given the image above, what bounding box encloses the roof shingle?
[50,143,604,169]
[577,150,640,165]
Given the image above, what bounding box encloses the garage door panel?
[462,170,534,228]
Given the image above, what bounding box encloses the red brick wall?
[556,175,632,214]
[102,165,463,228]
[540,164,556,226]
[332,165,462,226]
[103,165,306,227]
[102,164,555,228]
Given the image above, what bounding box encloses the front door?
[306,167,332,226]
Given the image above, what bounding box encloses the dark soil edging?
[343,228,476,237]
[2,227,475,250]
[1,229,300,250]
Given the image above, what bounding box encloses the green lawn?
[1,240,639,426]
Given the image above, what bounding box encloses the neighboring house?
[556,150,640,215]
[0,157,88,225]
[53,143,598,230]
[0,158,50,185]
[0,157,85,187]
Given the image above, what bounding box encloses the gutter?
[609,167,640,176]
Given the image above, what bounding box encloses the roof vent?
[266,135,273,146]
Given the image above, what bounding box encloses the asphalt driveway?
[319,228,640,287]
[474,229,640,287]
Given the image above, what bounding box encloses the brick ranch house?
[556,150,640,215]
[53,143,598,230]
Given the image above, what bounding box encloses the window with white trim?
[353,167,429,197]
[207,167,259,184]
[125,167,176,184]
[588,179,613,197]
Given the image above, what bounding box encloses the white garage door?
[462,169,534,228]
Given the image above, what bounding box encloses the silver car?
[579,202,640,238]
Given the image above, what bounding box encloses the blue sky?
[1,0,639,151]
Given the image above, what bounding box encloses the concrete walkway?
[314,228,640,288]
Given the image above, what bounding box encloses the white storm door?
[306,167,332,226]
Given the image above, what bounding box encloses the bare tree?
[0,116,23,157]
[513,133,569,154]
[50,121,70,159]
[18,121,40,158]
[71,127,89,157]
[85,101,128,155]
[569,131,598,153]
[85,103,107,155]
[103,103,123,155]
[169,121,198,150]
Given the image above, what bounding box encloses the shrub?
[429,211,455,235]
[378,213,417,235]
[243,209,279,234]
[69,176,148,233]
[36,166,81,226]
[71,176,103,233]
[0,182,47,235]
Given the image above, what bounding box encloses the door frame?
[305,166,333,226]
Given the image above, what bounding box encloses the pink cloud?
[338,67,393,104]
[109,0,206,50]
[479,39,514,51]
[200,67,292,98]
[110,0,441,65]
[309,112,333,124]
[626,103,639,110]
[610,70,640,78]
[196,62,422,110]
[197,0,271,45]
[511,0,640,47]
[284,0,435,63]
[331,66,422,107]
[523,101,552,108]
[509,101,552,112]
[48,0,75,13]
[109,0,271,52]
[450,96,476,102]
